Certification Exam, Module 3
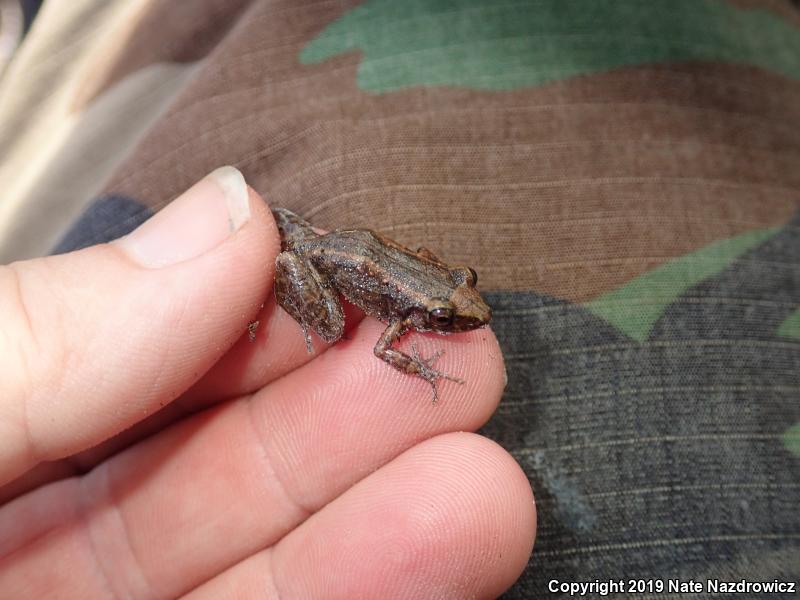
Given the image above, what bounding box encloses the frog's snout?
[472,300,492,326]
[450,286,492,331]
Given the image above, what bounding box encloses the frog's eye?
[429,305,454,327]
[450,267,477,286]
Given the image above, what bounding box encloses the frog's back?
[300,229,456,321]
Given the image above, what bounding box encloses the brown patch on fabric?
[726,0,800,26]
[104,0,800,302]
[74,0,254,109]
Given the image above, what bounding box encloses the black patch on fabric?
[485,212,800,597]
[50,195,152,254]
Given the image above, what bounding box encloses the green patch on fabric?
[777,308,800,339]
[585,228,780,342]
[300,0,800,93]
[783,423,800,457]
[528,450,597,533]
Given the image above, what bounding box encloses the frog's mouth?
[445,309,491,333]
[452,310,492,332]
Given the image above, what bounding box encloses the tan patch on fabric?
[74,0,253,109]
[0,63,197,261]
[105,0,800,302]
[0,0,161,261]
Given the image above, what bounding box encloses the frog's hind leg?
[272,207,318,250]
[274,252,345,353]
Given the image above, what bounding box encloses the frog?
[271,207,492,403]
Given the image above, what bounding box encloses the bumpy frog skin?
[271,207,492,402]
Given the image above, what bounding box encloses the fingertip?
[245,185,278,238]
[242,184,281,277]
[267,431,535,599]
[115,166,253,269]
[411,431,537,593]
[379,431,536,598]
[458,324,507,419]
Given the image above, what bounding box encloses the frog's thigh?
[274,252,345,342]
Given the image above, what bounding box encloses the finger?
[0,319,505,598]
[245,318,506,510]
[0,301,366,504]
[189,433,536,600]
[0,461,74,505]
[181,296,367,406]
[0,167,279,484]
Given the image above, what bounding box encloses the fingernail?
[117,166,250,268]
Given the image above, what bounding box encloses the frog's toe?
[410,343,464,387]
[410,343,448,371]
[301,325,314,353]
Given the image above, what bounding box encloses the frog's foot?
[374,322,464,404]
[247,320,260,342]
[409,343,465,404]
[409,344,464,383]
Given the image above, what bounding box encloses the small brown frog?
[271,207,492,402]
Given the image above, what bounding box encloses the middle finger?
[3,317,504,599]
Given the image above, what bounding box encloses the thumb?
[0,167,279,485]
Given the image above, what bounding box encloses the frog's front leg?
[373,320,464,404]
[274,251,344,353]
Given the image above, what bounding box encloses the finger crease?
[5,264,40,467]
[245,397,314,525]
[79,467,154,600]
[265,548,284,600]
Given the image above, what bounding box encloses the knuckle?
[0,264,39,395]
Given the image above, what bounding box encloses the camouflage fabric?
[1,0,798,596]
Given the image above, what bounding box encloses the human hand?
[0,168,536,598]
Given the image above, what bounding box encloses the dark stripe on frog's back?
[300,229,456,317]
